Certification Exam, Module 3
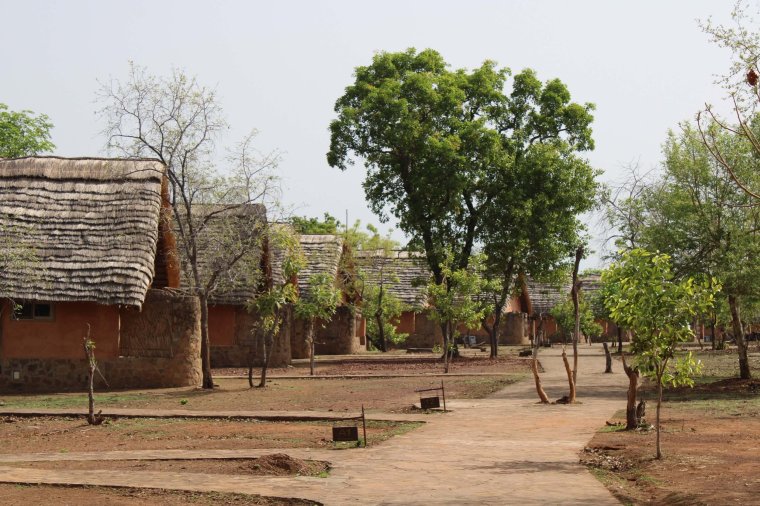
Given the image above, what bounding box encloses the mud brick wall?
[210,307,291,368]
[0,289,202,393]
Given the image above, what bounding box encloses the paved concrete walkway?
[0,347,626,505]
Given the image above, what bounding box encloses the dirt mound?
[239,454,329,476]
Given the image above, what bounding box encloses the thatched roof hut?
[0,156,166,307]
[354,250,430,309]
[298,234,344,297]
[174,203,267,305]
[521,277,571,316]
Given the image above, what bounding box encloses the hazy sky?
[0,1,738,268]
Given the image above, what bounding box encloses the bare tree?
[98,63,281,389]
[82,324,105,425]
[699,1,760,201]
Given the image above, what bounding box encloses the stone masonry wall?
[0,289,202,393]
[210,307,291,368]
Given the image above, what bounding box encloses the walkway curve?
[0,346,626,505]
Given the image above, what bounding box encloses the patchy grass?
[0,375,522,414]
[0,416,423,454]
[1,392,151,410]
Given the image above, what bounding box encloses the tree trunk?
[603,342,612,373]
[571,247,582,386]
[711,317,717,351]
[376,285,387,352]
[82,330,103,426]
[375,312,387,352]
[441,321,452,374]
[655,377,663,459]
[199,293,214,389]
[621,353,639,430]
[531,347,550,404]
[562,347,576,403]
[260,309,285,388]
[307,318,316,376]
[489,261,514,359]
[728,294,751,380]
[247,346,255,388]
[617,325,623,355]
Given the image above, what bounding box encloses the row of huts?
[0,156,606,393]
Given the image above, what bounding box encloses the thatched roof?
[175,203,267,305]
[355,250,430,309]
[0,156,165,307]
[298,234,344,297]
[266,223,296,288]
[579,273,603,295]
[523,278,571,316]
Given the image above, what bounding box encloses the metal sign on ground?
[331,405,368,447]
[415,381,447,412]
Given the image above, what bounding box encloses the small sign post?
[331,405,368,447]
[415,381,447,412]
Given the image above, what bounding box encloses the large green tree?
[638,122,760,379]
[328,49,597,357]
[481,140,598,356]
[0,103,55,158]
[328,48,509,282]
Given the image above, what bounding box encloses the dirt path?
[0,347,626,505]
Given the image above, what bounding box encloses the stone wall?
[404,311,443,348]
[315,306,362,355]
[0,289,202,393]
[210,307,291,368]
[291,306,363,358]
[502,312,529,345]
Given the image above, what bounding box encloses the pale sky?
[0,0,738,269]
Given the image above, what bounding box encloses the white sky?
[0,0,738,269]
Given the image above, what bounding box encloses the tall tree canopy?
[0,103,55,158]
[328,48,597,356]
[632,121,760,378]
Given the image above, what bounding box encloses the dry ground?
[0,484,319,505]
[4,454,331,477]
[0,353,526,504]
[1,356,528,414]
[582,349,760,505]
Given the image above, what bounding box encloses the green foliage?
[328,48,598,341]
[290,213,342,235]
[427,252,489,336]
[602,249,719,386]
[251,226,303,334]
[550,295,602,341]
[363,284,408,346]
[294,273,341,326]
[642,123,760,294]
[0,103,55,158]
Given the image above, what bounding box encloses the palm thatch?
[175,203,267,305]
[266,223,297,288]
[0,156,165,307]
[298,234,344,298]
[355,250,430,309]
[522,278,571,316]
